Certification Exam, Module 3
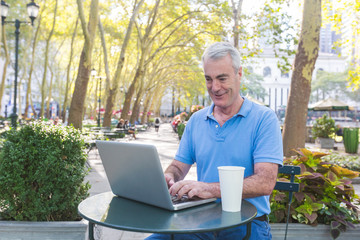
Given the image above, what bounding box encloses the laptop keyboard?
[171,194,190,204]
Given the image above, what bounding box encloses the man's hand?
[164,159,191,188]
[169,180,220,199]
[164,173,175,188]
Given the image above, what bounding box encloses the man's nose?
[211,79,221,91]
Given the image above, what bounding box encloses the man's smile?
[212,90,228,97]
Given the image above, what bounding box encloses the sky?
[242,0,303,21]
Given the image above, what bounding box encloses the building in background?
[247,46,347,113]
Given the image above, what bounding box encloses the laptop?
[96,140,217,211]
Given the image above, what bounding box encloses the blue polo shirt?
[175,97,283,217]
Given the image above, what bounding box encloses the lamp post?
[1,0,40,128]
[91,69,105,128]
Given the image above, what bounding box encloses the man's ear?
[238,66,243,78]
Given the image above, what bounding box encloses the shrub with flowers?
[270,148,360,239]
[186,105,204,121]
[179,112,188,121]
[190,105,204,113]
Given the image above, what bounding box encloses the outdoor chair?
[274,165,301,240]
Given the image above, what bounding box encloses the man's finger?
[168,179,175,188]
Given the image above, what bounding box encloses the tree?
[282,0,321,157]
[119,0,228,123]
[0,25,10,115]
[101,0,145,127]
[39,0,57,119]
[67,0,99,129]
[120,0,162,123]
[24,11,42,119]
[311,70,348,102]
[61,18,79,121]
[311,69,360,108]
[231,0,244,49]
[322,0,360,89]
[241,70,267,101]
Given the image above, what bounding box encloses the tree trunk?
[62,18,78,122]
[69,51,92,128]
[0,26,10,114]
[130,78,145,124]
[282,0,321,157]
[141,93,152,124]
[24,12,42,119]
[30,96,37,118]
[231,0,244,49]
[46,66,54,119]
[40,0,57,119]
[68,0,99,129]
[121,61,145,122]
[98,19,112,127]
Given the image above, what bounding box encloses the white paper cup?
[218,166,245,212]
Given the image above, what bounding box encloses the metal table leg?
[89,222,95,240]
[243,222,252,240]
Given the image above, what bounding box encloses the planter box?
[350,177,360,184]
[316,137,335,149]
[271,223,360,240]
[0,219,87,240]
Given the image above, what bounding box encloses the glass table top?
[78,191,257,234]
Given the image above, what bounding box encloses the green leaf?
[331,228,341,239]
[304,212,318,223]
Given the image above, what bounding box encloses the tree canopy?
[0,0,358,147]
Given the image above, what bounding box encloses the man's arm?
[242,162,279,198]
[168,162,279,200]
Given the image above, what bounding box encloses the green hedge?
[0,121,90,221]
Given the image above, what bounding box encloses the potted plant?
[270,148,360,239]
[343,128,359,154]
[312,114,338,149]
[0,121,90,239]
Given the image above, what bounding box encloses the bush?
[270,148,360,239]
[0,121,91,221]
[185,105,204,121]
[177,123,186,140]
[312,114,337,138]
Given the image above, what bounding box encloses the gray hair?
[201,42,241,73]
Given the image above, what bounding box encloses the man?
[146,42,283,240]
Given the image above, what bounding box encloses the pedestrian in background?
[155,117,161,133]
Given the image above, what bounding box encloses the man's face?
[204,54,242,110]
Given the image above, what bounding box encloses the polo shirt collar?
[205,96,252,121]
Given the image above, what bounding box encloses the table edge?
[78,192,258,234]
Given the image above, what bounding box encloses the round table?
[78,191,257,240]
